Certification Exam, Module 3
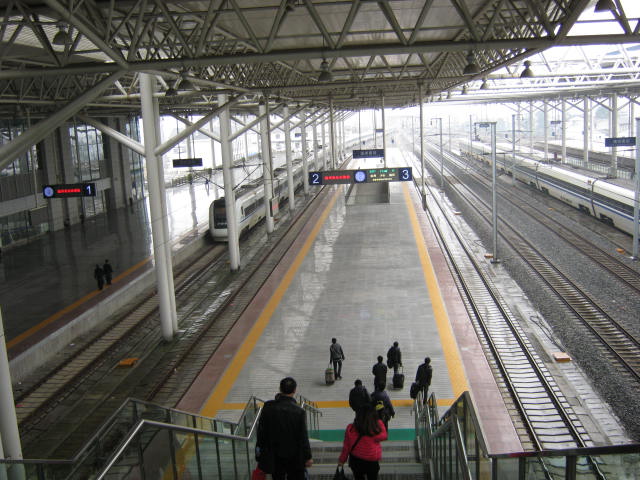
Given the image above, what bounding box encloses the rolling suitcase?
[392,366,404,389]
[325,363,335,385]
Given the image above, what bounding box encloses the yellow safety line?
[7,258,151,350]
[200,188,342,418]
[402,183,469,397]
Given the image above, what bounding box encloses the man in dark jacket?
[103,259,113,285]
[415,357,433,403]
[329,338,345,379]
[371,381,395,431]
[256,377,313,479]
[348,379,370,413]
[372,355,387,389]
[386,341,402,375]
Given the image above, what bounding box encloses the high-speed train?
[209,157,314,241]
[459,141,637,236]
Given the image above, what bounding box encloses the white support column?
[0,308,23,466]
[312,120,319,171]
[561,99,567,164]
[259,101,275,233]
[529,101,534,151]
[321,121,327,170]
[140,73,174,342]
[330,98,336,169]
[584,97,590,164]
[611,93,618,177]
[301,111,309,195]
[382,95,387,168]
[209,118,219,200]
[219,93,241,270]
[418,83,425,197]
[152,96,178,332]
[633,117,639,260]
[284,105,296,212]
[543,100,549,161]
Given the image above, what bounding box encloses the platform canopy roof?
[0,0,639,117]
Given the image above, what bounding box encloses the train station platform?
[176,149,521,454]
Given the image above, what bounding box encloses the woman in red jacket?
[338,406,388,479]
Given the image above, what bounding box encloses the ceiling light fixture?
[520,60,534,78]
[317,58,333,83]
[463,52,480,75]
[179,72,195,90]
[52,26,70,46]
[594,0,616,12]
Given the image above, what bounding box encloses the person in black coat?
[256,377,313,479]
[415,357,433,404]
[371,381,395,431]
[103,259,113,285]
[94,264,104,290]
[386,341,402,375]
[372,356,387,390]
[349,379,371,413]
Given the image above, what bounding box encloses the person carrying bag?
[337,406,387,480]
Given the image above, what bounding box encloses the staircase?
[308,439,427,479]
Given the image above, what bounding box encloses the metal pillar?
[438,118,443,188]
[0,308,23,465]
[529,101,534,151]
[152,98,178,332]
[418,83,425,196]
[284,105,296,211]
[633,117,640,260]
[140,73,175,342]
[382,95,387,168]
[611,93,618,177]
[512,114,516,175]
[543,101,549,161]
[561,99,567,164]
[259,101,275,233]
[358,109,362,146]
[584,97,590,164]
[301,111,309,195]
[219,93,241,270]
[490,122,499,263]
[209,119,218,200]
[321,121,327,170]
[330,98,336,169]
[312,121,319,171]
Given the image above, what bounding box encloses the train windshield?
[214,205,227,228]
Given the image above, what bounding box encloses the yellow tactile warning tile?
[401,183,469,398]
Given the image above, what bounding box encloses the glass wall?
[0,119,46,247]
[69,122,106,218]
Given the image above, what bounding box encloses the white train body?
[459,142,637,236]
[209,158,311,241]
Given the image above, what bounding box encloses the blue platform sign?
[605,137,636,147]
[353,148,385,158]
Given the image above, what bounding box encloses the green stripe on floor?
[313,429,415,442]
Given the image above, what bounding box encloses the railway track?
[18,181,333,459]
[398,148,594,456]
[458,150,640,295]
[438,149,640,384]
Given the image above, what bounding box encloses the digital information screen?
[172,157,203,168]
[353,148,385,159]
[308,167,412,186]
[43,183,96,198]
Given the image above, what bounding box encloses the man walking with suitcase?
[330,338,345,380]
[415,357,433,404]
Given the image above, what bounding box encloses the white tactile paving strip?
[215,160,459,433]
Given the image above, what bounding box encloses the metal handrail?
[95,418,259,480]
